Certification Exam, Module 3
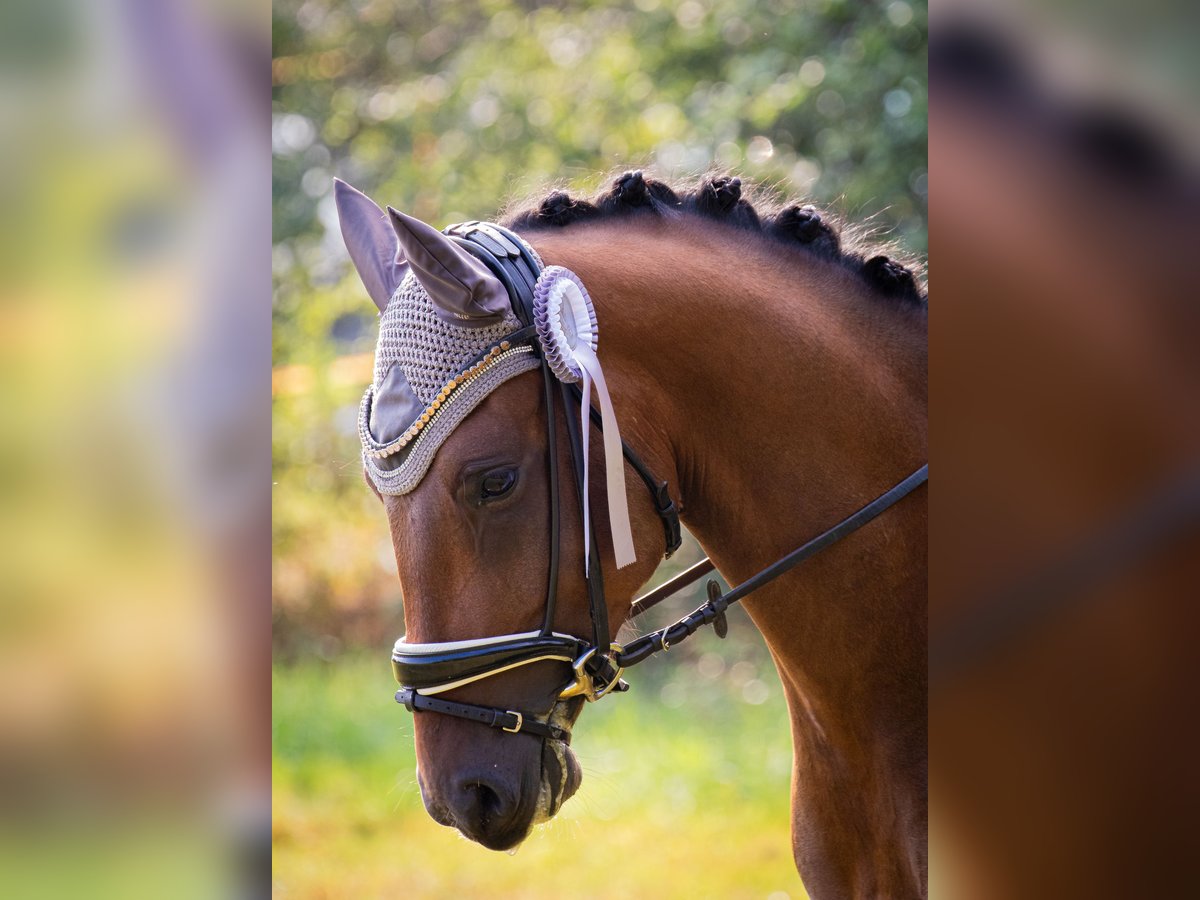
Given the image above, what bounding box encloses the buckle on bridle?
[558,643,625,702]
[501,710,524,733]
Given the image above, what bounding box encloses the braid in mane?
[504,170,927,307]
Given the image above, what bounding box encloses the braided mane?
[503,170,927,307]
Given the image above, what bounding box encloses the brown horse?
[345,173,927,898]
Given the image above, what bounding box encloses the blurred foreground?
[0,0,269,897]
[930,3,1200,897]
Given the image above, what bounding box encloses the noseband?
[391,221,928,744]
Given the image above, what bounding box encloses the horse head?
[335,179,662,850]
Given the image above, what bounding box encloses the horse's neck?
[534,219,926,894]
[533,219,927,710]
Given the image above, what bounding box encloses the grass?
[273,652,808,899]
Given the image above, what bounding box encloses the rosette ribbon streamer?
[533,267,636,573]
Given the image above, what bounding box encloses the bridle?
[391,221,929,744]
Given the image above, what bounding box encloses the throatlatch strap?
[396,689,571,744]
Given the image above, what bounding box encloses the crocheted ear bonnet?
[334,178,635,569]
[335,179,542,495]
[357,270,541,495]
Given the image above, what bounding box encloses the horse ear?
[333,178,407,313]
[386,206,510,325]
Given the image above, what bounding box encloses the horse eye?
[479,468,518,501]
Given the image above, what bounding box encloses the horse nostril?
[451,776,526,850]
[466,780,505,824]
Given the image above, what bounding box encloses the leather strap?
[538,361,562,636]
[560,379,610,654]
[391,631,585,692]
[396,688,571,744]
[629,558,717,618]
[446,223,540,323]
[617,463,929,667]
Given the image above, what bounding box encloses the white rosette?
[533,266,636,573]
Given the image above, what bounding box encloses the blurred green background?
[272,1,925,896]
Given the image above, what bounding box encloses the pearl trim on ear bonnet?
[358,272,539,496]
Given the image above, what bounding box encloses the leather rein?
[391,221,929,744]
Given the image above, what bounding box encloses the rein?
[392,221,928,743]
[615,462,929,667]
